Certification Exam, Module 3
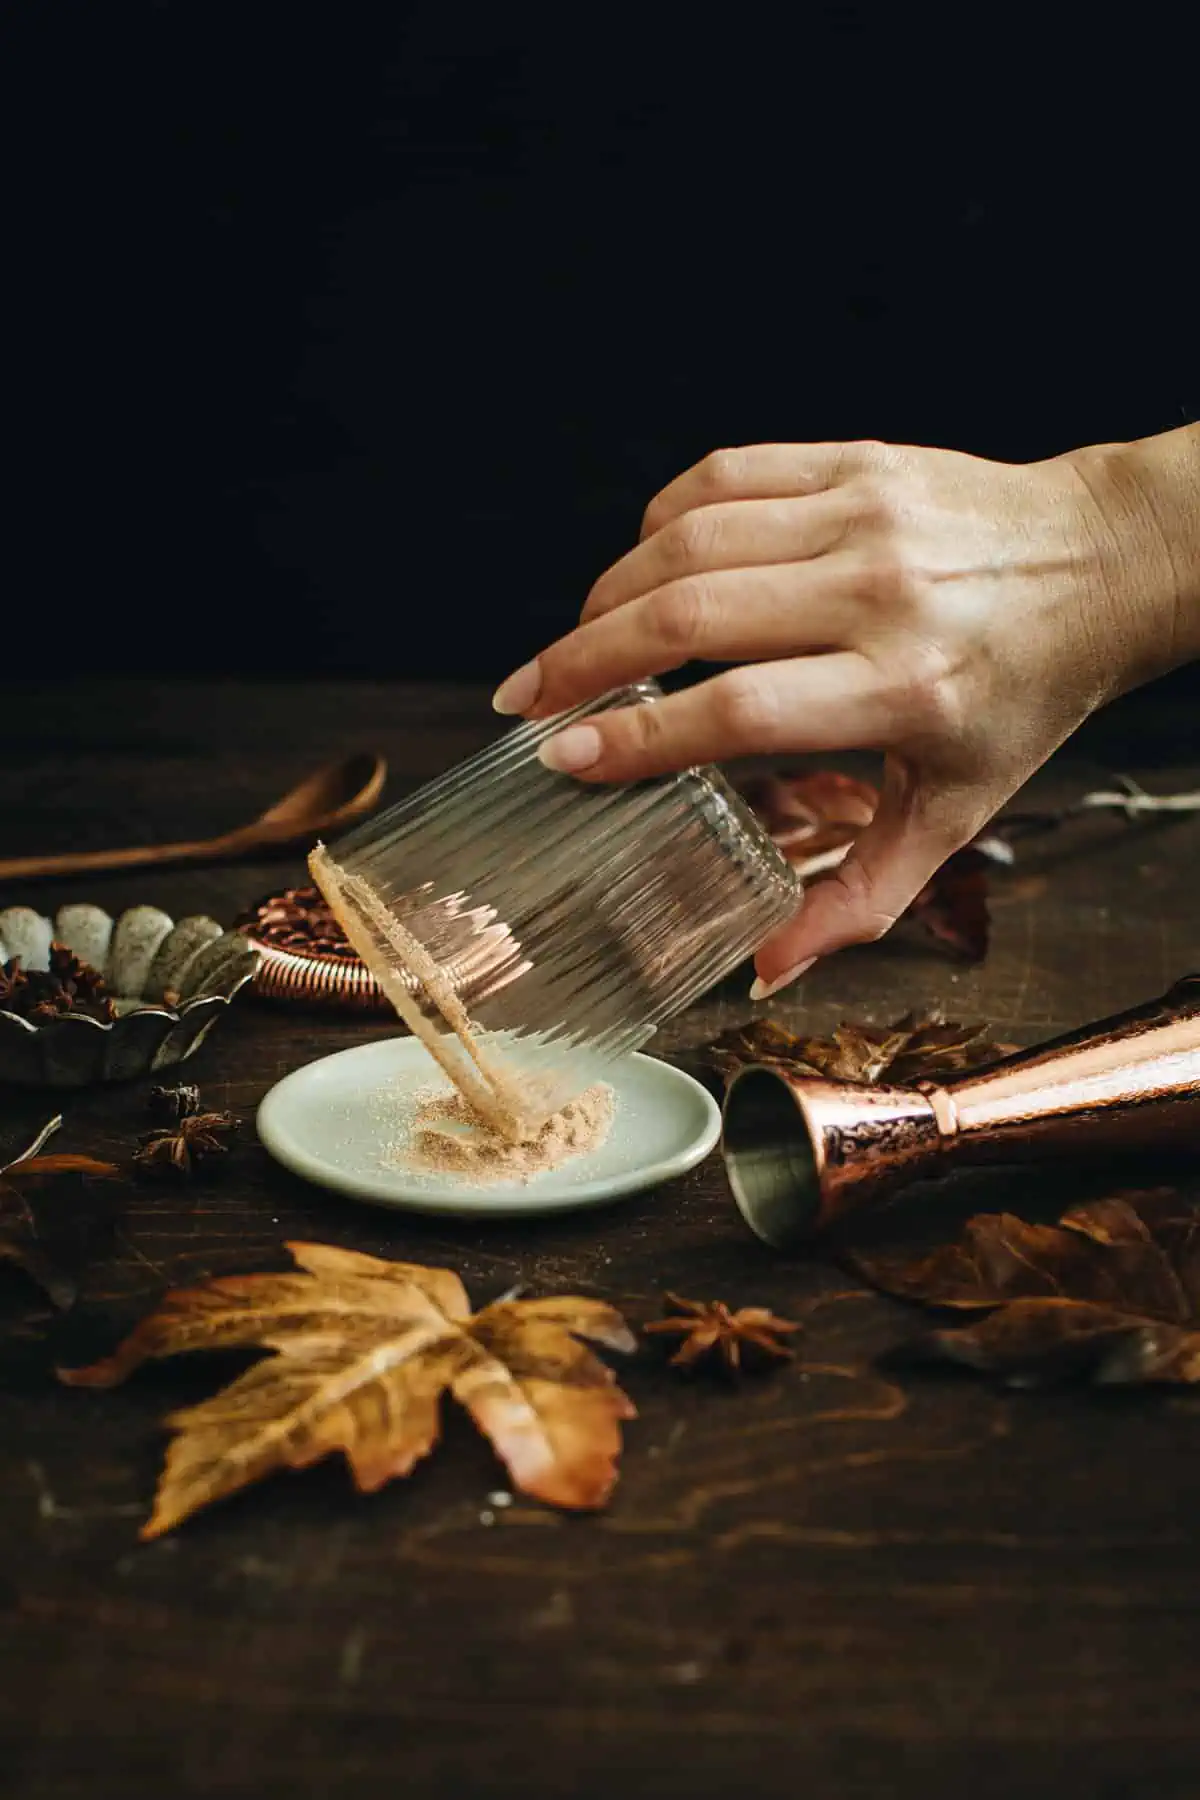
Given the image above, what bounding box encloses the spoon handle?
[0,832,252,883]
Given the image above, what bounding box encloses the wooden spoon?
[0,752,387,883]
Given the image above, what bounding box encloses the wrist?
[1058,425,1200,693]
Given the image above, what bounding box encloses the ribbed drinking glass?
[311,681,799,1129]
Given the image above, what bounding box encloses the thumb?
[750,761,979,999]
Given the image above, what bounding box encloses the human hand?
[493,435,1195,995]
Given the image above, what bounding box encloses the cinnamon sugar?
[396,1082,614,1185]
[309,843,534,1140]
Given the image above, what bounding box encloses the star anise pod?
[148,1083,202,1122]
[0,957,29,1011]
[644,1293,802,1373]
[29,997,73,1023]
[47,942,110,1000]
[0,945,118,1024]
[135,1111,239,1176]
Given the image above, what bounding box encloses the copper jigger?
[722,975,1200,1249]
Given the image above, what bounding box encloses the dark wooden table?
[3,679,1200,1800]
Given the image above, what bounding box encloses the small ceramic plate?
[256,1037,721,1217]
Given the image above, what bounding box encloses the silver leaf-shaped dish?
[0,903,261,1087]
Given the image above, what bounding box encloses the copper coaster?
[236,884,501,1015]
[235,886,393,1013]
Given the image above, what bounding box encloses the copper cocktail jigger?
[722,976,1200,1249]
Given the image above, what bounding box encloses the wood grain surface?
[2,680,1199,1800]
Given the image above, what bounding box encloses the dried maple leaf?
[0,1117,121,1309]
[135,1111,239,1175]
[59,1242,638,1536]
[644,1292,801,1373]
[855,1190,1200,1387]
[706,1012,1014,1088]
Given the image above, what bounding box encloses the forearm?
[1062,423,1200,692]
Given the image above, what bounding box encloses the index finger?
[639,443,852,540]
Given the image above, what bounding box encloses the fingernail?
[492,660,543,716]
[538,725,603,774]
[749,957,816,1003]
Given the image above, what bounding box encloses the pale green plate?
[256,1037,721,1217]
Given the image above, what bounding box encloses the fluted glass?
[314,682,799,1126]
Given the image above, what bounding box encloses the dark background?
[13,7,1196,688]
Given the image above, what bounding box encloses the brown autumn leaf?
[0,1118,121,1310]
[738,770,880,872]
[706,1011,1015,1089]
[644,1292,801,1373]
[59,1242,637,1537]
[854,1190,1200,1387]
[909,846,992,961]
[739,768,1001,960]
